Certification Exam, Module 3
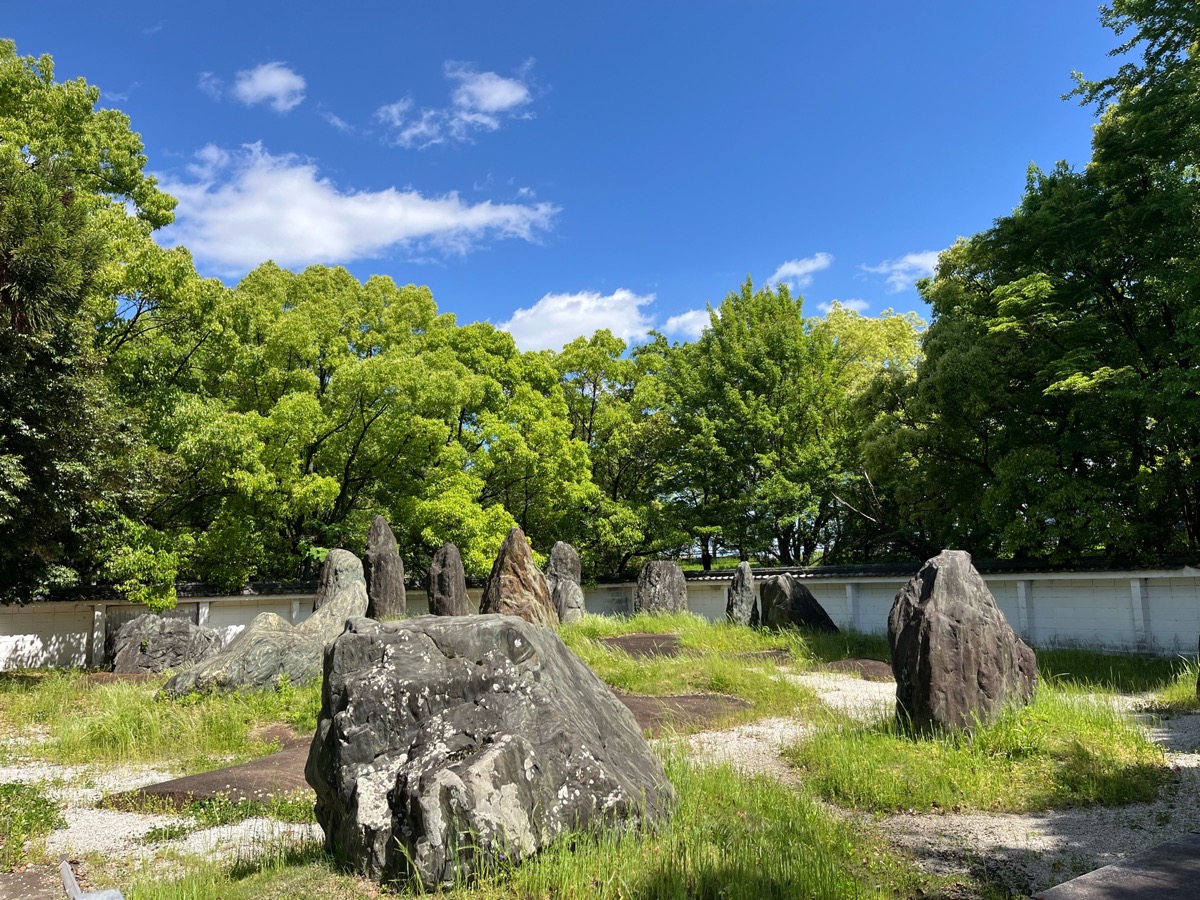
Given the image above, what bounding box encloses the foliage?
[868,0,1200,560]
[0,40,177,602]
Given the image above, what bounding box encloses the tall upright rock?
[428,542,471,617]
[364,515,406,619]
[758,574,837,632]
[479,527,558,628]
[889,550,1037,732]
[634,561,688,615]
[545,541,586,623]
[725,561,757,625]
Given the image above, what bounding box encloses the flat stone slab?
[0,867,60,900]
[104,737,311,809]
[1033,830,1200,899]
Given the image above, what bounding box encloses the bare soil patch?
[600,632,682,658]
[612,689,752,735]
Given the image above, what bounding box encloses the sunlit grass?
[0,669,321,772]
[787,686,1169,813]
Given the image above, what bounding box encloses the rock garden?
[2,540,1200,899]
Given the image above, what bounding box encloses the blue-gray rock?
[634,561,688,614]
[427,541,470,616]
[160,549,368,696]
[110,614,221,674]
[305,614,673,889]
[889,550,1037,732]
[364,515,405,619]
[545,541,586,623]
[725,562,757,625]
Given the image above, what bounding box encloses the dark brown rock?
[305,614,674,889]
[725,562,757,625]
[111,614,221,674]
[758,574,837,632]
[888,550,1037,733]
[479,527,558,627]
[427,542,471,616]
[634,561,688,615]
[545,541,585,623]
[364,515,406,619]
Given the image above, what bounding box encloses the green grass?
[0,781,66,868]
[789,628,892,667]
[561,613,818,728]
[121,755,960,900]
[1037,647,1191,694]
[0,670,321,772]
[787,687,1169,814]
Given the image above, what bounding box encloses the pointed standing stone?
[364,515,406,619]
[428,542,471,616]
[726,561,757,625]
[545,541,586,623]
[634,561,688,614]
[480,527,558,627]
[889,550,1037,732]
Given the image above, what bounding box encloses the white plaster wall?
[1145,577,1200,653]
[0,602,92,669]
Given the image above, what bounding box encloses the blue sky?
[9,2,1120,350]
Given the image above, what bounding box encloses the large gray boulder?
[427,542,471,616]
[758,574,837,632]
[888,550,1037,733]
[110,614,221,674]
[634,561,688,615]
[364,515,405,619]
[479,527,558,628]
[725,562,757,626]
[161,549,368,696]
[305,614,674,889]
[545,541,586,623]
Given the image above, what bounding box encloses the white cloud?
[499,289,655,352]
[377,61,534,149]
[197,71,222,100]
[321,111,354,133]
[662,308,711,341]
[863,250,941,292]
[232,62,306,113]
[158,143,558,276]
[767,252,834,290]
[817,298,870,314]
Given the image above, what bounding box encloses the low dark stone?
[161,549,368,696]
[305,614,674,889]
[888,550,1037,732]
[427,542,470,616]
[758,574,837,632]
[725,562,757,625]
[111,614,221,674]
[479,527,557,627]
[364,515,406,619]
[545,541,585,623]
[634,561,688,615]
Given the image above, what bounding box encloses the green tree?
[876,0,1200,560]
[0,41,176,602]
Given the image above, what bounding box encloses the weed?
[0,781,66,867]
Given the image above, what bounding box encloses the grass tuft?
[787,688,1169,813]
